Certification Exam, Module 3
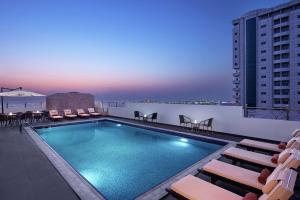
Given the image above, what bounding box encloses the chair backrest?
[134,111,140,118]
[260,168,297,200]
[151,113,157,119]
[179,115,184,123]
[88,108,95,113]
[77,109,84,114]
[64,109,72,115]
[49,110,58,117]
[207,118,213,126]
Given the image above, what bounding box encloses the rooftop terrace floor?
[0,117,299,200]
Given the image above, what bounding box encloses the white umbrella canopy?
[0,89,45,97]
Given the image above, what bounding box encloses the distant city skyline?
[0,0,289,100]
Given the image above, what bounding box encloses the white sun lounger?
[63,109,77,119]
[239,130,300,153]
[223,147,300,169]
[49,110,63,120]
[76,109,90,118]
[171,168,296,200]
[202,159,296,194]
[87,108,101,117]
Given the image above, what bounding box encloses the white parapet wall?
[109,103,300,141]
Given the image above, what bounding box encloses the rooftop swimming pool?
[36,120,225,200]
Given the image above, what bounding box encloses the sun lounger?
[170,168,296,200]
[63,109,77,119]
[76,109,90,118]
[223,147,300,170]
[87,108,101,117]
[201,159,296,194]
[238,135,300,153]
[49,110,63,121]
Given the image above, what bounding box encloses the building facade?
[233,0,300,120]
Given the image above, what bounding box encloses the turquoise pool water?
[36,120,224,200]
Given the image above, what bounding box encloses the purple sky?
[0,0,288,100]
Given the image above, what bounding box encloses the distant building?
[233,0,300,120]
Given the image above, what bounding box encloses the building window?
[281,35,289,41]
[274,72,280,77]
[274,63,281,68]
[281,62,289,68]
[273,28,280,34]
[234,48,237,51]
[281,16,289,23]
[274,54,281,60]
[274,90,280,95]
[298,91,300,95]
[281,53,289,59]
[261,50,266,53]
[261,92,266,95]
[234,32,238,35]
[274,37,280,42]
[282,80,289,86]
[298,25,300,28]
[234,63,238,66]
[274,19,280,25]
[261,33,266,36]
[298,73,300,76]
[261,101,266,103]
[281,26,289,32]
[281,44,289,50]
[274,45,280,51]
[260,24,266,28]
[261,75,266,78]
[261,84,266,87]
[298,44,300,47]
[274,99,281,104]
[298,15,300,19]
[235,40,237,43]
[282,89,289,95]
[298,53,300,57]
[298,34,300,38]
[298,63,300,66]
[261,58,266,62]
[274,81,280,86]
[282,99,289,104]
[298,101,300,104]
[261,66,266,70]
[298,82,300,85]
[261,41,266,45]
[281,71,289,77]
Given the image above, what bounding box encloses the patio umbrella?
[0,90,45,97]
[0,89,45,113]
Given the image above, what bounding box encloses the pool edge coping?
[25,126,106,200]
[26,117,235,200]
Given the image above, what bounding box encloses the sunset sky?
[0,0,288,100]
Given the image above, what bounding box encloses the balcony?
[233,80,240,84]
[233,87,240,92]
[233,71,240,77]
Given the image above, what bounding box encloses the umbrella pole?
[1,87,3,114]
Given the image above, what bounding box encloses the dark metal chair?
[198,118,213,131]
[24,111,33,123]
[42,110,49,121]
[147,112,157,122]
[0,114,8,127]
[134,111,143,120]
[179,115,192,127]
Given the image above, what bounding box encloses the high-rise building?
[233,0,300,120]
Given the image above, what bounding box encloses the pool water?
[36,121,224,200]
